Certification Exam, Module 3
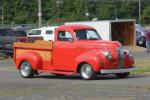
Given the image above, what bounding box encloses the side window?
[58,31,73,41]
[46,30,53,34]
[28,30,41,35]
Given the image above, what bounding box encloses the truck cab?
[13,24,135,80]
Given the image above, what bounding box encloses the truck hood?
[77,40,121,49]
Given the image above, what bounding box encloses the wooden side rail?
[13,40,53,50]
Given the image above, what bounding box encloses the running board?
[38,69,75,75]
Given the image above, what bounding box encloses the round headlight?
[102,51,112,60]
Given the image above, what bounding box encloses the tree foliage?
[0,0,150,25]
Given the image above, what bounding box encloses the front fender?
[15,52,43,71]
[75,51,105,72]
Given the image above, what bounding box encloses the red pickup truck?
[13,25,135,80]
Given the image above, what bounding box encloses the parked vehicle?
[135,24,147,47]
[0,28,16,55]
[13,24,135,80]
[27,26,57,42]
[12,25,31,31]
[14,30,28,42]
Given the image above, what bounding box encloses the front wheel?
[80,63,95,80]
[115,72,130,78]
[20,61,35,78]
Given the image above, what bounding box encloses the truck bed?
[13,40,53,61]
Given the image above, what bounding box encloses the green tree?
[142,6,150,24]
[1,0,150,25]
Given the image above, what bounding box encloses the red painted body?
[13,25,134,75]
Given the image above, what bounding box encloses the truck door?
[53,30,76,72]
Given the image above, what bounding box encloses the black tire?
[80,63,95,80]
[20,61,35,78]
[115,72,130,78]
[54,74,65,77]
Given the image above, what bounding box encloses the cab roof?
[58,24,94,30]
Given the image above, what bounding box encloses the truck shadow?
[34,74,146,80]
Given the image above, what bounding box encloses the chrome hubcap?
[20,62,30,77]
[81,64,92,79]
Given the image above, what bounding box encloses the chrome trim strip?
[118,48,124,68]
[100,67,135,74]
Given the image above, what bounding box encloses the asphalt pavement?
[0,51,150,100]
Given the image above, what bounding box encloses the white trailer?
[65,19,135,46]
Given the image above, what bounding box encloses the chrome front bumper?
[100,67,135,74]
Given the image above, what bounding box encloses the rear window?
[0,29,15,36]
[14,31,27,36]
[46,30,53,34]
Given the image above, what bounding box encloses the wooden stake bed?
[13,40,53,61]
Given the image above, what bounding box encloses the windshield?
[74,29,101,40]
[28,30,41,35]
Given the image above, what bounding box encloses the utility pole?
[1,6,3,24]
[56,0,63,23]
[38,0,42,27]
[139,0,141,23]
[85,0,87,14]
[85,0,89,17]
[113,0,117,20]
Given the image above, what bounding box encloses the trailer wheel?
[138,36,145,46]
[20,61,35,78]
[80,63,95,80]
[115,72,130,78]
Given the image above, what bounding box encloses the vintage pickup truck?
[13,24,135,80]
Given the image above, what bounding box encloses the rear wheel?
[20,61,35,78]
[115,72,130,78]
[80,63,95,80]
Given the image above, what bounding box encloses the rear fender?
[15,52,43,71]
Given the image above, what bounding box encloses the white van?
[27,26,57,42]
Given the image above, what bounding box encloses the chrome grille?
[118,48,124,68]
